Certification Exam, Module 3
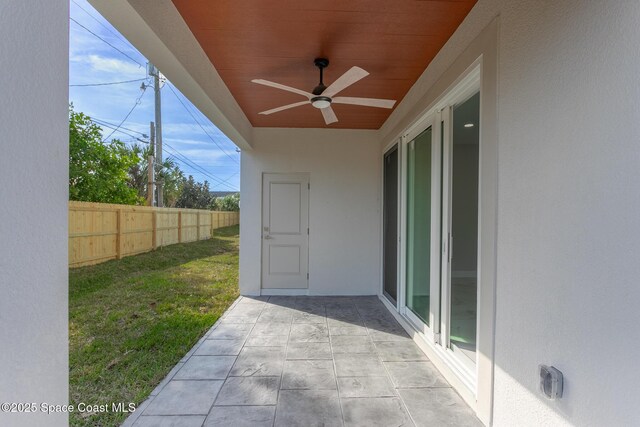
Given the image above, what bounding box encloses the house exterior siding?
[240,128,381,297]
[379,1,640,425]
[0,1,70,426]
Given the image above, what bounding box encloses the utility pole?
[149,62,163,207]
[147,121,155,206]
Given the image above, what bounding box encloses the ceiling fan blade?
[322,66,369,98]
[332,96,396,109]
[251,79,313,99]
[258,101,310,115]
[320,106,338,125]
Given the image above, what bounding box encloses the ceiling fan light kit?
[251,57,397,125]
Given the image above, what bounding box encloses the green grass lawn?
[69,225,240,427]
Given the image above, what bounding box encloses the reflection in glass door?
[447,92,480,365]
[406,128,432,325]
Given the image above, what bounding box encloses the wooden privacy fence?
[69,201,239,268]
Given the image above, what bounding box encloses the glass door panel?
[406,128,432,325]
[383,145,399,303]
[448,92,480,364]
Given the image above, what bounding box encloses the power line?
[70,17,144,67]
[70,78,147,87]
[166,153,238,192]
[71,0,137,52]
[164,144,238,191]
[165,83,240,164]
[92,118,148,137]
[102,85,148,142]
[164,144,237,190]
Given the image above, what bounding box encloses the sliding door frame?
[387,64,484,394]
[381,140,402,309]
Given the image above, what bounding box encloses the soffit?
[172,0,477,129]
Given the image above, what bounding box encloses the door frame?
[260,172,310,294]
[378,138,404,310]
[379,58,497,424]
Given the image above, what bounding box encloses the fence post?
[152,210,157,250]
[178,211,182,243]
[197,211,201,241]
[116,208,124,259]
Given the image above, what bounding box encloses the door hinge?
[307,227,309,235]
[307,273,309,280]
[308,182,310,189]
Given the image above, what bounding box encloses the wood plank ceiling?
[172,0,477,129]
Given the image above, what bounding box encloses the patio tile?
[240,296,270,303]
[374,341,429,361]
[214,376,280,406]
[331,335,376,354]
[274,389,343,427]
[244,335,288,346]
[327,317,366,327]
[229,346,286,376]
[179,336,206,363]
[289,323,329,342]
[398,388,482,427]
[282,360,337,390]
[226,304,264,317]
[286,342,332,359]
[249,321,291,337]
[204,406,275,427]
[329,324,369,336]
[341,397,412,427]
[368,328,411,342]
[132,415,206,427]
[195,339,244,356]
[220,316,259,324]
[259,308,294,322]
[337,377,396,398]
[150,362,184,396]
[385,362,449,388]
[334,354,386,377]
[144,380,223,415]
[292,311,327,324]
[173,356,236,380]
[326,309,362,323]
[207,323,253,340]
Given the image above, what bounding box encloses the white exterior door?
[261,173,309,289]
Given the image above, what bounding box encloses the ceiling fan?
[251,58,397,125]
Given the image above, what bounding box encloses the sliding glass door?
[445,92,480,367]
[405,127,433,325]
[383,145,399,303]
[400,89,481,375]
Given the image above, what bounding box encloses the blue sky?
[69,0,240,191]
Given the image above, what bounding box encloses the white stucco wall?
[240,128,381,296]
[0,1,69,426]
[381,0,640,425]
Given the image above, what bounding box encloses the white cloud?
[84,54,145,77]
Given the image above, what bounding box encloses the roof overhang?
[88,0,477,149]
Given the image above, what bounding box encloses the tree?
[175,175,213,209]
[69,105,143,205]
[127,143,185,207]
[211,193,240,211]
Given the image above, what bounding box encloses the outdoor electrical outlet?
[539,365,563,400]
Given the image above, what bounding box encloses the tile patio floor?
[123,296,481,427]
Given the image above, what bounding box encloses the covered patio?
[123,296,480,426]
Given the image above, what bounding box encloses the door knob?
[264,235,273,240]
